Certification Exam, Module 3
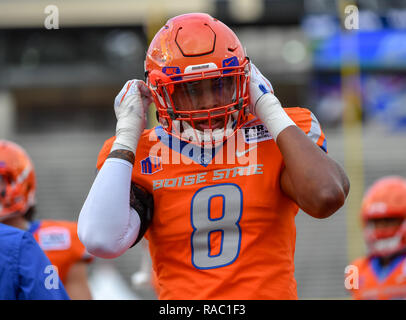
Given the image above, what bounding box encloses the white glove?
[249,63,295,140]
[112,80,153,154]
[249,62,274,114]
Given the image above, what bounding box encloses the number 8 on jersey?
[191,183,243,269]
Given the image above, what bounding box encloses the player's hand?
[112,80,153,154]
[249,62,279,116]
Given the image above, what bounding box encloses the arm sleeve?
[17,232,70,300]
[77,158,141,259]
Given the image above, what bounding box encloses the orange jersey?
[28,220,93,283]
[349,255,406,300]
[97,107,327,300]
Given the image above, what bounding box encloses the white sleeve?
[78,158,141,259]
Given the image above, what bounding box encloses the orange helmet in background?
[0,140,36,220]
[145,13,250,146]
[361,176,406,257]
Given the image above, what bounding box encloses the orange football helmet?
[0,140,36,220]
[145,13,250,146]
[361,176,406,257]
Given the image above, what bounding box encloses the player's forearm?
[78,156,140,258]
[277,126,350,218]
[253,91,349,217]
[78,80,151,258]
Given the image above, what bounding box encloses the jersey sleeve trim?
[307,112,327,153]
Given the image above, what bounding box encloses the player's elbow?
[77,224,127,259]
[77,207,140,259]
[306,186,347,219]
[88,244,126,260]
[79,232,127,259]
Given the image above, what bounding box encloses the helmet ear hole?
[148,70,174,94]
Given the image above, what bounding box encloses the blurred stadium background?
[1,0,406,299]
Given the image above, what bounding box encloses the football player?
[78,13,350,299]
[0,140,93,300]
[349,176,406,300]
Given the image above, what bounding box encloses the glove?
[249,63,295,140]
[249,62,274,115]
[112,80,153,154]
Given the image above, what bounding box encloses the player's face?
[172,77,235,131]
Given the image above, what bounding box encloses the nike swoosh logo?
[236,145,257,157]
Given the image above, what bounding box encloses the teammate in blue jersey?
[0,223,70,300]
